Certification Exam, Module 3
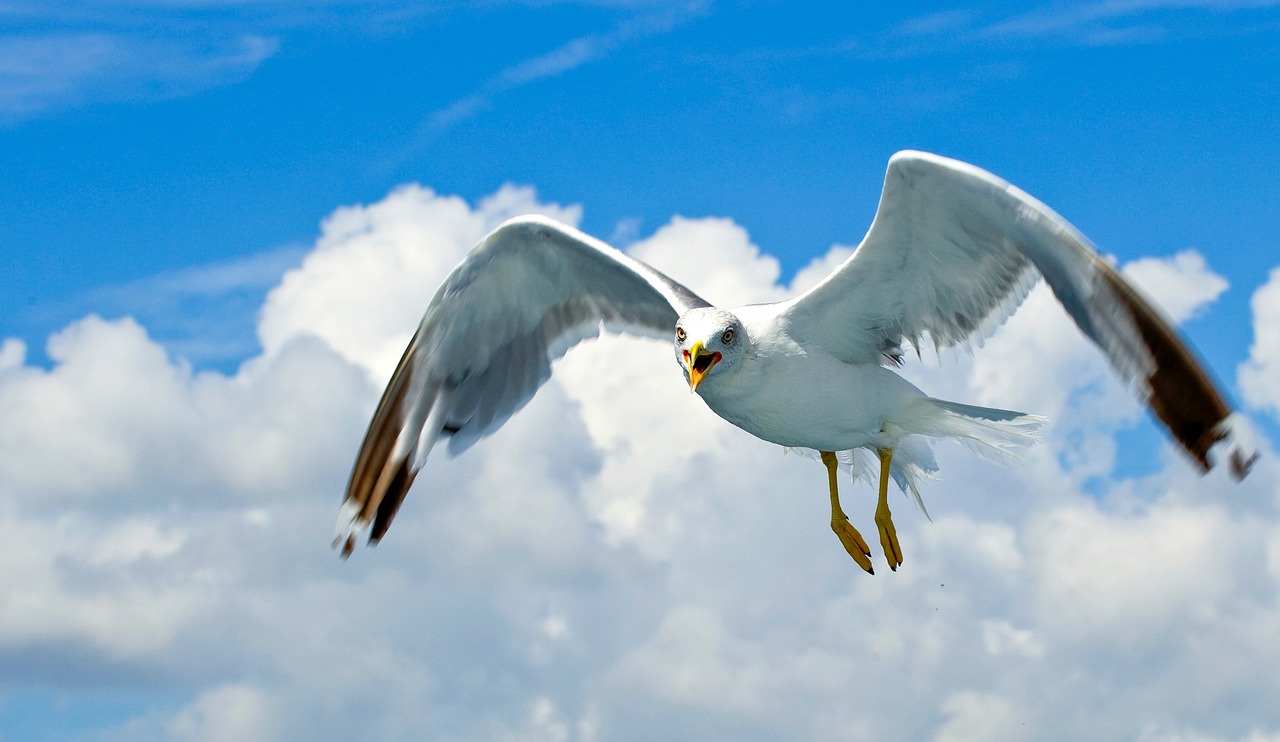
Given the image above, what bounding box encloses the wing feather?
[337,215,709,555]
[784,150,1256,479]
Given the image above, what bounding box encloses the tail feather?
[920,398,1046,466]
[786,398,1046,520]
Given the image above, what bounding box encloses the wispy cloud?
[0,0,711,123]
[0,0,436,123]
[0,32,278,122]
[26,245,306,368]
[416,1,709,136]
[979,0,1280,41]
[894,8,979,37]
[892,0,1280,48]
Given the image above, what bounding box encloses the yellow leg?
[876,448,903,571]
[821,451,874,574]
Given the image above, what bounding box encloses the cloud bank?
[1,183,1279,741]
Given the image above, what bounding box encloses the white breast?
[693,320,927,451]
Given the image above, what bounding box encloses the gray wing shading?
[336,215,710,556]
[783,150,1257,480]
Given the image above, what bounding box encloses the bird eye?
[675,326,686,342]
[721,328,735,344]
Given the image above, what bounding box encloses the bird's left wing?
[782,150,1256,479]
[336,215,709,555]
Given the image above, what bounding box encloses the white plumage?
[334,151,1257,571]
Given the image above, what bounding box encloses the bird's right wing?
[336,215,709,555]
[783,151,1256,480]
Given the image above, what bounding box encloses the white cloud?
[1027,501,1243,647]
[1122,249,1229,324]
[1241,267,1280,416]
[0,509,211,656]
[981,620,1045,659]
[788,244,856,296]
[0,338,24,371]
[626,216,783,306]
[0,316,194,499]
[2,183,1278,740]
[610,604,769,716]
[0,315,370,501]
[258,184,581,383]
[934,691,1027,742]
[168,683,282,742]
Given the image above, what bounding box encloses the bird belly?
[697,358,925,452]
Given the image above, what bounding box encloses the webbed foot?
[821,450,874,574]
[876,448,903,571]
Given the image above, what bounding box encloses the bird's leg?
[821,451,874,574]
[876,447,903,571]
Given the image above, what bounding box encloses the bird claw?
[875,507,902,571]
[831,514,875,574]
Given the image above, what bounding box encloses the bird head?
[674,308,744,393]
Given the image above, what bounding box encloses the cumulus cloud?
[0,315,370,501]
[1241,267,1280,417]
[1123,249,1230,324]
[2,182,1278,741]
[258,183,581,383]
[934,691,1026,742]
[627,216,784,306]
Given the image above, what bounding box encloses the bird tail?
[784,399,1045,519]
[917,398,1047,466]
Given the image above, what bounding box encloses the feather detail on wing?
[783,150,1257,480]
[336,215,710,556]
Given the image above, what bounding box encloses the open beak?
[682,340,722,393]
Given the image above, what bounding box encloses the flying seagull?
[334,151,1257,573]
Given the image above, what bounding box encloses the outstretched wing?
[336,215,710,555]
[783,150,1256,479]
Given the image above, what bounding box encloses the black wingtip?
[1231,449,1260,481]
[1211,412,1260,482]
[1100,269,1245,476]
[370,456,419,542]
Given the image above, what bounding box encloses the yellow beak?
[683,340,722,393]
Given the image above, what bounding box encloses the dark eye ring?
[721,328,735,344]
[675,326,686,342]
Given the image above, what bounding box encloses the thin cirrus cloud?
[895,0,1280,46]
[982,0,1280,35]
[0,32,278,121]
[27,245,310,368]
[415,1,709,137]
[2,179,1279,739]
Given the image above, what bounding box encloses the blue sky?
[3,2,1280,740]
[6,0,1278,369]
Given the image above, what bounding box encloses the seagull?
[334,151,1257,573]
